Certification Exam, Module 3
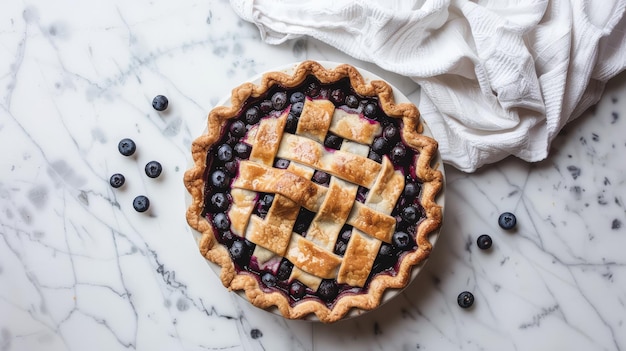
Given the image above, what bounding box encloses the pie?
[184,61,443,323]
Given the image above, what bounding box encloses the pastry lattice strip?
[228,98,405,289]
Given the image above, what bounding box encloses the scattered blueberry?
[210,170,230,189]
[345,95,359,108]
[259,100,273,113]
[285,113,298,134]
[312,171,330,185]
[392,231,411,249]
[271,91,288,111]
[109,173,125,188]
[363,103,377,118]
[498,212,517,230]
[276,259,293,281]
[133,195,150,212]
[144,161,163,178]
[217,144,234,162]
[291,101,304,116]
[317,280,339,302]
[457,291,474,308]
[477,234,493,250]
[330,89,345,104]
[229,240,245,260]
[273,158,290,169]
[401,206,418,224]
[245,107,260,125]
[152,95,169,111]
[118,138,136,156]
[390,144,407,163]
[289,281,306,299]
[404,183,420,198]
[233,142,251,159]
[290,92,305,104]
[229,120,246,138]
[323,134,342,149]
[211,192,229,212]
[340,228,352,241]
[383,124,399,141]
[371,137,389,154]
[250,328,263,339]
[213,213,231,231]
[261,272,277,288]
[259,193,274,209]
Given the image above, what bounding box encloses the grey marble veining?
[1,0,625,350]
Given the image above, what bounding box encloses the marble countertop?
[2,1,626,350]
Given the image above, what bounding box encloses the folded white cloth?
[230,0,626,172]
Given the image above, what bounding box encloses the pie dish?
[184,61,444,323]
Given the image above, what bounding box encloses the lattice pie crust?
[185,61,443,323]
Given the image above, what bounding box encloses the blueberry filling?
[201,75,428,307]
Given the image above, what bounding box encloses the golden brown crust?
[184,60,443,323]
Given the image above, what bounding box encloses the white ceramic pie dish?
[185,61,445,321]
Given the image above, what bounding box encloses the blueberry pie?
[184,61,443,323]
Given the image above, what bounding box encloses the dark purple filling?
[202,75,426,308]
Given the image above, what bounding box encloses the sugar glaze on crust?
[184,61,443,323]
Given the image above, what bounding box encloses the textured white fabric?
[230,0,626,172]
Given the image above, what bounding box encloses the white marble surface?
[1,1,626,350]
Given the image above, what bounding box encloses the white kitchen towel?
[230,0,626,172]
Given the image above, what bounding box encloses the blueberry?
[261,272,277,288]
[305,82,320,97]
[259,193,274,207]
[498,212,517,230]
[323,134,342,149]
[245,106,261,125]
[285,113,298,134]
[259,100,273,113]
[457,291,474,308]
[404,183,420,198]
[152,95,169,111]
[224,161,238,175]
[273,158,290,169]
[291,101,304,116]
[312,171,330,185]
[383,124,399,141]
[335,241,347,255]
[109,173,125,188]
[290,92,305,103]
[271,91,288,111]
[379,243,394,258]
[210,170,230,189]
[118,138,136,157]
[392,231,412,249]
[233,142,251,159]
[477,234,493,250]
[229,240,245,260]
[371,137,389,154]
[341,228,352,241]
[213,213,230,231]
[133,195,150,212]
[276,259,293,281]
[211,192,229,212]
[317,279,338,302]
[330,89,345,104]
[229,120,246,138]
[345,95,359,108]
[363,103,377,118]
[356,186,369,202]
[401,206,418,223]
[368,150,382,163]
[145,161,163,178]
[372,243,396,273]
[290,281,306,299]
[217,144,234,162]
[390,144,407,163]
